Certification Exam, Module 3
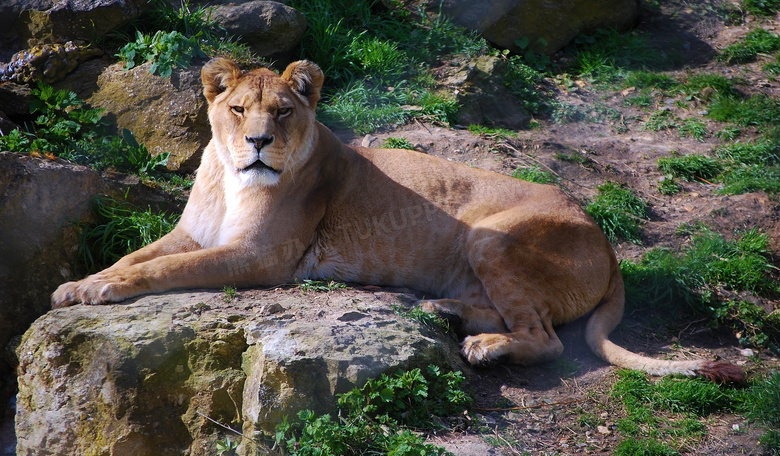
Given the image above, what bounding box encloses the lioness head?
[201,58,324,186]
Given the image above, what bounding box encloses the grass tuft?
[585,182,649,244]
[77,197,179,273]
[657,153,723,182]
[511,166,558,184]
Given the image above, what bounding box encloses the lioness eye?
[277,107,291,117]
[231,106,244,114]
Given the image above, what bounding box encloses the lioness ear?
[281,60,324,108]
[201,58,243,103]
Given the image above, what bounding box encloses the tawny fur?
[52,59,744,383]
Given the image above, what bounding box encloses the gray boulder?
[392,0,640,54]
[16,288,460,456]
[209,1,307,60]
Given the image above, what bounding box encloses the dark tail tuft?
[697,360,746,384]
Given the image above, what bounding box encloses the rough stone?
[15,288,460,456]
[209,1,307,60]
[0,0,149,46]
[438,55,531,128]
[86,61,211,172]
[390,0,640,54]
[0,41,102,84]
[0,152,182,396]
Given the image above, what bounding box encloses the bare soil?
[337,2,780,454]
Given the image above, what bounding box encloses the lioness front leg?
[51,243,272,308]
[52,228,200,308]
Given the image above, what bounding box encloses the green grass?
[657,153,723,182]
[567,28,666,83]
[283,0,499,134]
[743,0,780,15]
[393,305,451,333]
[708,93,780,126]
[679,73,740,99]
[585,182,649,244]
[623,71,676,90]
[719,28,780,64]
[467,124,517,139]
[658,177,682,195]
[621,224,780,348]
[611,370,780,455]
[382,137,415,150]
[274,366,471,455]
[511,166,558,184]
[77,197,180,273]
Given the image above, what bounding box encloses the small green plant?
[623,93,654,108]
[555,151,588,164]
[77,197,180,273]
[275,365,470,455]
[643,109,679,132]
[715,125,742,141]
[382,137,415,150]
[678,119,708,141]
[657,153,723,182]
[118,30,205,77]
[222,286,238,303]
[551,101,586,123]
[503,55,550,114]
[511,166,558,184]
[658,177,682,195]
[298,279,347,293]
[585,182,649,244]
[393,305,451,333]
[513,36,551,71]
[0,82,169,175]
[216,436,238,455]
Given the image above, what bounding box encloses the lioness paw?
[51,271,139,307]
[461,334,510,365]
[51,281,80,309]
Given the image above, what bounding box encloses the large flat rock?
[15,287,461,456]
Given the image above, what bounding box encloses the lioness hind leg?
[419,299,508,336]
[461,209,612,366]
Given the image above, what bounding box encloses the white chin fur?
[238,167,281,187]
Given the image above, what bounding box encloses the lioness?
[53,58,743,382]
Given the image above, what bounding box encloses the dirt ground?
[337,2,780,454]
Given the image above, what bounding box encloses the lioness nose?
[246,135,274,150]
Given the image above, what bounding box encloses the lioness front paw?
[51,281,81,309]
[51,270,139,308]
[461,334,509,365]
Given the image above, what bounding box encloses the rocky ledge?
[15,287,462,456]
